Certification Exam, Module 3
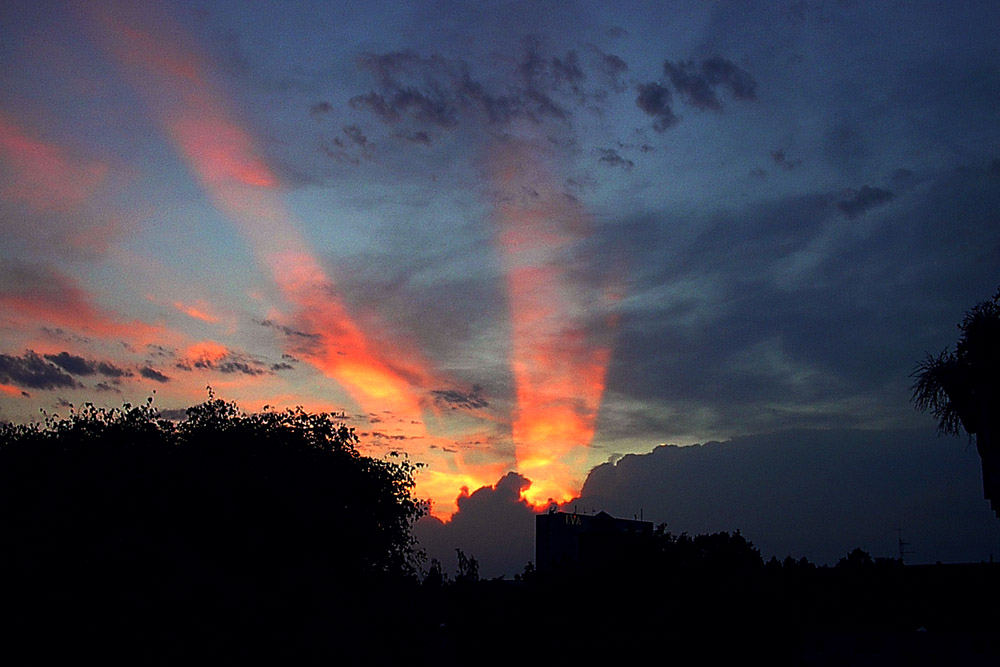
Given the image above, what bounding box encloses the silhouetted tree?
[0,394,425,661]
[454,548,480,585]
[912,287,1000,514]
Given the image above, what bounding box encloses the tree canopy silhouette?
[912,287,1000,514]
[0,393,425,661]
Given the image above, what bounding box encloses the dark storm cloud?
[578,430,1000,565]
[413,472,536,578]
[836,185,895,218]
[596,147,634,170]
[635,82,677,131]
[431,385,488,410]
[139,366,170,383]
[663,57,757,111]
[0,351,79,390]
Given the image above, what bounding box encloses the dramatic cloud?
[413,472,537,578]
[837,185,895,218]
[578,430,1000,565]
[490,139,621,506]
[0,350,79,390]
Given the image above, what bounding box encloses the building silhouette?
[536,510,653,572]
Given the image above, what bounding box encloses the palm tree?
[912,288,1000,515]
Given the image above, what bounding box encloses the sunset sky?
[2,1,999,537]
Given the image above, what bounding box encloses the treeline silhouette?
[2,396,999,664]
[426,532,1000,664]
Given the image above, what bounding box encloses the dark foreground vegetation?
[2,397,999,664]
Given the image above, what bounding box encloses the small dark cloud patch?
[701,56,757,100]
[770,149,802,171]
[750,167,768,179]
[43,352,133,379]
[597,147,634,170]
[270,362,294,371]
[351,41,623,133]
[94,382,120,393]
[664,60,722,111]
[44,352,96,376]
[432,385,488,410]
[97,361,131,378]
[0,351,79,390]
[343,125,367,146]
[310,101,332,116]
[400,130,431,145]
[663,57,757,111]
[258,319,321,340]
[635,82,677,132]
[139,366,170,383]
[836,185,895,218]
[145,344,175,358]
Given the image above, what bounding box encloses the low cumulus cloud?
[577,429,999,565]
[0,350,79,390]
[413,472,537,578]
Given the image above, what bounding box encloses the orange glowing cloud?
[0,112,108,213]
[490,140,620,508]
[0,383,27,398]
[172,300,221,324]
[90,5,499,514]
[94,11,436,413]
[0,265,165,346]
